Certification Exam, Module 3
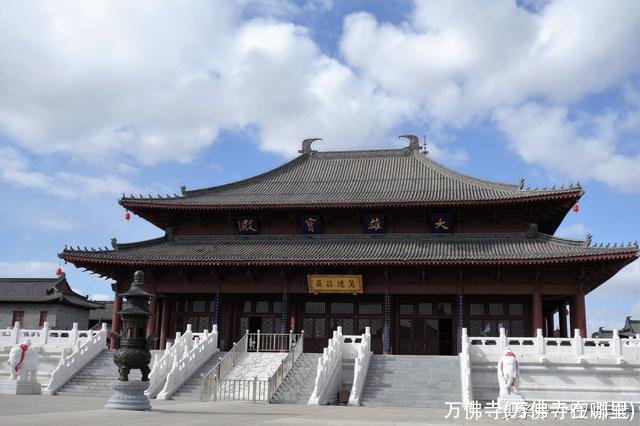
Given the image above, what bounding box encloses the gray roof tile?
[120,147,582,208]
[0,276,103,309]
[60,233,638,266]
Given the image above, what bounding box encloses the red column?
[532,290,543,336]
[110,293,122,349]
[159,298,168,350]
[146,296,157,339]
[574,293,587,337]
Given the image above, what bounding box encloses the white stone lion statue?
[497,347,520,397]
[7,343,39,382]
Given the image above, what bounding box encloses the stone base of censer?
[105,380,151,411]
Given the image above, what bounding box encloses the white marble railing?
[146,324,194,398]
[266,332,304,402]
[157,326,218,400]
[466,328,640,363]
[348,327,372,406]
[459,328,472,407]
[308,327,343,405]
[44,323,108,395]
[0,322,93,350]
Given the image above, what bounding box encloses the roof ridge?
[183,154,309,197]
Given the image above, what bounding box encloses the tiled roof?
[120,145,582,209]
[0,276,103,309]
[59,232,638,266]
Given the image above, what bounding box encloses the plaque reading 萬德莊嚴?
[307,275,363,293]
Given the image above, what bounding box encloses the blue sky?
[0,0,638,333]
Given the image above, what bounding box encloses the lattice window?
[470,320,483,336]
[305,302,325,314]
[331,303,353,314]
[262,317,274,333]
[302,318,313,335]
[512,320,524,337]
[359,303,382,315]
[419,303,433,315]
[275,318,283,334]
[314,318,325,338]
[489,303,504,316]
[400,304,414,315]
[255,301,269,314]
[272,302,283,314]
[193,301,205,312]
[509,303,523,316]
[484,320,498,336]
[243,301,251,313]
[470,304,484,316]
[437,303,452,315]
[358,318,382,336]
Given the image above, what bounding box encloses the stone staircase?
[271,353,322,404]
[171,351,227,401]
[217,352,288,401]
[360,355,461,408]
[56,349,140,397]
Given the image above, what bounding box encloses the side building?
[59,137,638,353]
[0,275,103,329]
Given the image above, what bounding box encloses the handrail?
[157,326,218,400]
[308,327,343,405]
[348,327,371,406]
[45,323,108,395]
[0,321,92,349]
[146,324,193,398]
[266,331,304,402]
[201,331,249,401]
[201,332,303,402]
[466,327,639,362]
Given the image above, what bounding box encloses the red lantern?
[55,267,63,277]
[125,211,131,221]
[572,203,579,213]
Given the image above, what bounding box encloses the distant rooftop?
[0,275,103,309]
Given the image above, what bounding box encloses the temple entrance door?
[248,317,262,333]
[398,319,440,354]
[396,297,454,355]
[302,317,327,352]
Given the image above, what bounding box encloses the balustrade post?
[612,329,622,359]
[42,321,50,345]
[12,321,20,344]
[499,327,507,352]
[252,376,257,402]
[289,329,293,350]
[536,329,544,355]
[70,322,79,346]
[256,329,261,352]
[461,328,469,353]
[573,329,583,358]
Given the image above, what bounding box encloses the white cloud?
[555,223,591,240]
[493,103,640,192]
[0,261,59,277]
[0,146,140,198]
[90,293,112,301]
[0,0,636,192]
[37,218,75,232]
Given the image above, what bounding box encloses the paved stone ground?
[0,395,631,425]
